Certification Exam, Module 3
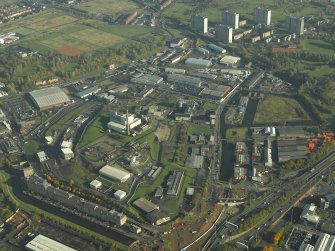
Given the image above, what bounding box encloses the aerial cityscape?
[0,0,334,251]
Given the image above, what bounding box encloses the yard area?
[253,95,310,124]
[226,127,248,141]
[74,0,138,17]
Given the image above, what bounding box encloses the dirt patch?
[155,124,170,142]
[57,45,81,55]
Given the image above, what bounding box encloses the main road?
[203,151,335,250]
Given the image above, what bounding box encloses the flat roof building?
[114,190,126,200]
[208,43,226,54]
[29,86,71,110]
[108,111,142,134]
[146,211,170,225]
[300,203,320,224]
[131,74,163,86]
[75,86,101,99]
[167,74,202,87]
[37,151,48,163]
[25,234,77,251]
[99,165,131,183]
[90,180,102,190]
[286,16,304,35]
[166,171,184,197]
[61,148,74,160]
[133,197,159,213]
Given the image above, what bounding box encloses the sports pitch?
[1,9,151,55]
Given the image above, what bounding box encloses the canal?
[9,176,135,246]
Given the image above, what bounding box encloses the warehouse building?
[75,86,101,99]
[133,197,159,213]
[199,87,230,102]
[277,139,308,162]
[220,55,240,67]
[167,74,202,87]
[25,234,77,251]
[167,171,184,197]
[208,43,226,54]
[277,127,311,139]
[99,165,131,183]
[131,74,163,86]
[29,86,71,110]
[185,58,212,67]
[300,203,320,225]
[146,211,170,225]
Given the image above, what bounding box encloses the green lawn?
[301,39,335,55]
[203,101,218,111]
[254,95,310,124]
[24,140,41,155]
[187,123,213,136]
[226,127,248,140]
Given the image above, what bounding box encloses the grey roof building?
[29,86,70,110]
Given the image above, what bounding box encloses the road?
[203,151,335,250]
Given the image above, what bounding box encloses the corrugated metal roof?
[29,86,70,109]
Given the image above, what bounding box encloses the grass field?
[0,8,152,55]
[187,123,213,136]
[254,95,310,124]
[74,0,138,17]
[301,39,335,56]
[164,0,328,24]
[203,101,218,111]
[226,127,248,140]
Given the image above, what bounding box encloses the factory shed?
[220,55,240,67]
[133,197,159,213]
[25,234,77,251]
[99,165,131,183]
[185,58,212,67]
[75,86,101,99]
[29,86,71,110]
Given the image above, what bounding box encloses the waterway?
[8,176,135,246]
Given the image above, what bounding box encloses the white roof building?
[45,136,53,145]
[300,203,320,224]
[90,180,102,189]
[220,55,240,66]
[99,165,131,183]
[37,151,48,163]
[107,111,142,134]
[61,140,73,149]
[25,234,77,251]
[61,148,74,160]
[114,190,127,200]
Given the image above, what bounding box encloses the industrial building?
[208,43,226,54]
[174,100,194,121]
[300,203,320,225]
[215,25,233,43]
[220,55,240,67]
[277,127,311,139]
[26,175,127,226]
[277,139,308,162]
[196,47,210,55]
[114,190,127,200]
[264,147,273,167]
[186,154,204,169]
[286,16,304,35]
[29,86,71,110]
[146,211,170,225]
[222,11,239,29]
[133,197,159,213]
[199,85,231,102]
[167,74,202,87]
[254,7,271,26]
[165,67,186,74]
[234,166,247,180]
[131,74,163,86]
[25,234,77,251]
[166,171,184,197]
[99,165,131,183]
[90,180,102,190]
[107,111,142,134]
[191,14,208,34]
[75,86,101,99]
[185,58,212,67]
[61,148,74,160]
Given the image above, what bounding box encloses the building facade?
[222,11,239,29]
[215,24,233,43]
[191,15,208,34]
[286,16,304,35]
[254,7,271,26]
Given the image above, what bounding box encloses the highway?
[203,151,335,250]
